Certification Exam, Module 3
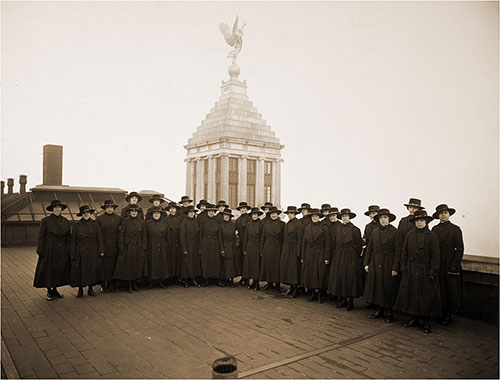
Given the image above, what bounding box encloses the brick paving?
[1,247,498,379]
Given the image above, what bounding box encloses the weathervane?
[219,15,247,64]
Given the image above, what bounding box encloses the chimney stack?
[7,178,14,194]
[1,181,4,195]
[19,175,27,194]
[43,144,63,186]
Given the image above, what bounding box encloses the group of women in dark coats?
[34,194,464,334]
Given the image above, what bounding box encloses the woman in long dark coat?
[121,191,144,220]
[145,194,166,221]
[325,208,341,299]
[145,207,169,289]
[301,208,330,303]
[235,202,251,285]
[220,208,237,286]
[166,202,182,283]
[198,204,223,286]
[279,206,303,298]
[96,200,122,293]
[180,206,202,287]
[432,204,464,325]
[114,204,147,292]
[329,208,363,311]
[394,210,441,333]
[70,205,104,298]
[397,198,425,239]
[363,208,403,323]
[260,207,285,292]
[34,199,71,301]
[243,208,263,290]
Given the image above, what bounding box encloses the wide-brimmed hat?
[205,203,218,212]
[217,200,228,208]
[167,202,180,210]
[149,194,165,204]
[321,204,332,212]
[196,199,208,209]
[404,198,425,209]
[309,208,322,217]
[364,205,380,216]
[125,191,143,202]
[46,199,67,211]
[184,205,196,214]
[150,206,165,215]
[326,207,340,217]
[285,206,299,214]
[250,207,263,216]
[128,204,141,211]
[267,206,282,215]
[410,210,434,224]
[100,200,119,210]
[339,208,356,219]
[76,205,95,217]
[374,208,396,223]
[236,201,250,211]
[433,204,456,219]
[298,203,311,212]
[179,195,193,204]
[222,208,234,218]
[261,202,274,211]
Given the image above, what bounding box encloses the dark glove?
[448,265,459,275]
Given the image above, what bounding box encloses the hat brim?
[251,211,264,216]
[149,198,165,204]
[126,194,143,202]
[374,213,396,223]
[404,203,425,209]
[340,212,357,219]
[285,210,300,214]
[46,203,68,211]
[77,209,95,217]
[432,208,456,219]
[269,210,282,215]
[409,216,434,224]
[180,199,193,203]
[100,204,118,210]
[364,210,380,216]
[297,207,311,212]
[236,205,250,210]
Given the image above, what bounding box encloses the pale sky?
[2,1,498,257]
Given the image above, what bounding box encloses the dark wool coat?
[180,217,202,279]
[363,225,403,309]
[120,204,144,220]
[259,218,285,283]
[397,215,414,239]
[394,227,442,317]
[235,213,251,277]
[114,216,147,281]
[297,215,312,281]
[199,216,223,278]
[301,221,330,289]
[279,218,303,285]
[70,218,104,287]
[34,214,71,288]
[96,213,122,282]
[145,219,170,281]
[242,219,263,280]
[329,222,363,298]
[166,213,183,278]
[220,220,237,279]
[326,221,341,292]
[432,221,465,312]
[361,220,380,288]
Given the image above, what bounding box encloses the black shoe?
[239,279,247,286]
[440,313,452,325]
[132,282,140,291]
[147,281,154,289]
[193,279,200,288]
[423,319,431,333]
[248,282,254,290]
[369,309,384,319]
[385,312,394,323]
[229,281,235,288]
[317,293,323,304]
[53,289,64,299]
[262,283,272,291]
[76,288,84,298]
[217,280,225,287]
[306,294,318,302]
[254,282,260,291]
[160,282,167,289]
[88,287,97,297]
[183,281,189,288]
[336,299,347,308]
[46,292,54,301]
[100,285,107,293]
[289,289,298,299]
[404,317,419,327]
[202,280,209,287]
[346,298,354,311]
[108,283,115,293]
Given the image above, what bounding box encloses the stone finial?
[7,178,14,194]
[228,64,240,79]
[19,174,27,194]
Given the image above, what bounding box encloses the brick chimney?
[19,175,27,194]
[1,181,4,195]
[43,145,63,185]
[7,178,14,194]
